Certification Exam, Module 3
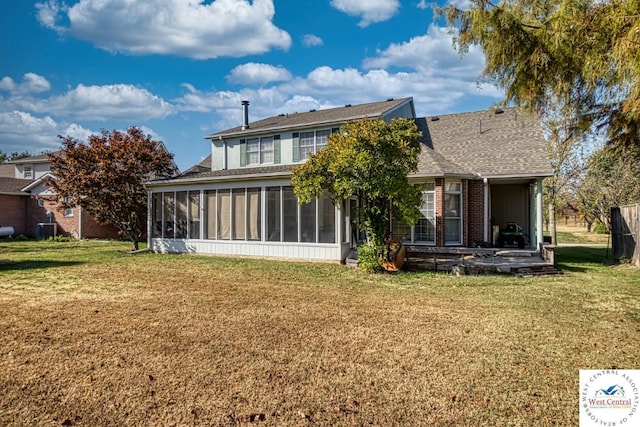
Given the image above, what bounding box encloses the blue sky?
[1,0,501,171]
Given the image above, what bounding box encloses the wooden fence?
[611,203,640,267]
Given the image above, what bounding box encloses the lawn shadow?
[555,245,613,272]
[0,260,85,272]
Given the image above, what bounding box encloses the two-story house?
[0,154,119,239]
[146,97,552,261]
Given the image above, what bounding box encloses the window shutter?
[274,135,281,164]
[239,139,246,167]
[292,132,299,163]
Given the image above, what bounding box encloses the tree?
[291,118,423,270]
[443,0,640,147]
[575,143,640,230]
[0,150,34,163]
[48,127,176,250]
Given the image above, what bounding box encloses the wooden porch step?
[515,266,563,277]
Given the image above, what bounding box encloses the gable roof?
[151,102,552,186]
[206,97,415,139]
[8,153,53,164]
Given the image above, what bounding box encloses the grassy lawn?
[1,238,638,426]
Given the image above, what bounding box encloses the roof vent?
[387,98,394,101]
[309,109,316,112]
[494,108,504,114]
[431,116,440,121]
[345,104,352,107]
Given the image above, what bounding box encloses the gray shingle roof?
[206,97,414,139]
[0,177,31,195]
[158,103,551,185]
[421,108,552,177]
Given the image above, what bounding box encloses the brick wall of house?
[466,179,488,246]
[24,198,120,239]
[435,178,445,246]
[0,195,27,236]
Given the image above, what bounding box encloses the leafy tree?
[291,118,423,270]
[443,0,640,147]
[48,127,176,250]
[0,150,34,163]
[575,143,640,230]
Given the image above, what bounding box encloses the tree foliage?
[0,150,35,163]
[443,0,640,146]
[575,143,640,230]
[291,117,424,254]
[48,127,176,250]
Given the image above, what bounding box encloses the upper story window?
[241,135,280,167]
[294,129,335,162]
[23,165,33,179]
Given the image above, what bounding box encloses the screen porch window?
[444,181,462,244]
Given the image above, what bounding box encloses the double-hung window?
[294,129,333,161]
[241,136,279,166]
[415,183,436,243]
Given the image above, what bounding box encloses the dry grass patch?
[1,240,639,426]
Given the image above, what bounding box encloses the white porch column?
[529,183,536,248]
[536,179,544,250]
[147,191,152,249]
[483,178,489,243]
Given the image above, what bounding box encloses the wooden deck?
[346,244,561,276]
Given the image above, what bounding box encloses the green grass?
[0,238,639,425]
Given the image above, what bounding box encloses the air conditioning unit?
[36,223,57,239]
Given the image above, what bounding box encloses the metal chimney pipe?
[241,100,250,130]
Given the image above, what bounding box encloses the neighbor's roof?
[206,97,415,139]
[7,153,54,164]
[0,177,31,195]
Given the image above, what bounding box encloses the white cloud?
[11,84,175,121]
[226,63,293,85]
[35,0,291,59]
[302,34,323,47]
[330,0,400,27]
[0,73,51,95]
[0,111,93,153]
[362,25,486,80]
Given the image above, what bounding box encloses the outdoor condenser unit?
[36,223,57,239]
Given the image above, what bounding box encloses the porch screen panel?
[266,187,281,242]
[152,193,162,238]
[283,187,298,242]
[300,198,316,243]
[217,190,231,240]
[232,189,246,240]
[163,192,175,238]
[318,193,335,243]
[189,191,200,239]
[176,191,188,238]
[444,182,462,244]
[247,188,261,240]
[205,190,217,239]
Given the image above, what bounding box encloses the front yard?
[1,239,638,425]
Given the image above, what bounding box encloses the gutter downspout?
[78,205,82,239]
[483,178,488,243]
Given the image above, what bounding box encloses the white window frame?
[415,183,436,244]
[444,181,462,245]
[23,164,33,179]
[299,129,331,160]
[245,136,274,166]
[63,196,74,217]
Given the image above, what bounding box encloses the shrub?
[592,221,609,234]
[357,241,383,273]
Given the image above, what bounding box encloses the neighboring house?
[0,154,119,239]
[146,97,552,261]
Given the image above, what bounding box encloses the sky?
[0,0,502,171]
